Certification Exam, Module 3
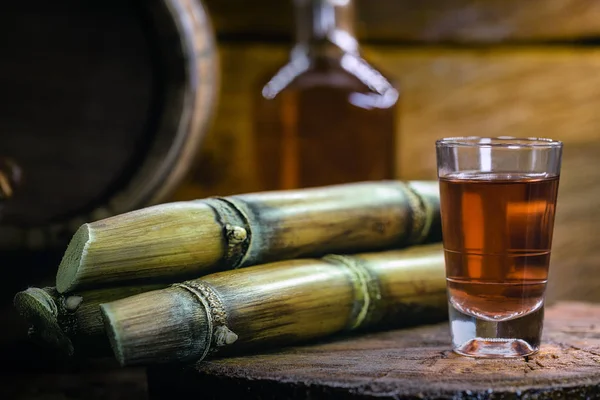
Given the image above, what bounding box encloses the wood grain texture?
[546,141,600,304]
[203,0,600,43]
[173,44,600,200]
[147,302,600,400]
[172,45,600,304]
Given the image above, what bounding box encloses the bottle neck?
[292,0,359,60]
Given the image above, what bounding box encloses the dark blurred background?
[1,0,599,399]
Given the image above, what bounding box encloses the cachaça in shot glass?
[436,136,562,358]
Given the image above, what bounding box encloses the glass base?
[454,338,536,358]
[449,302,544,358]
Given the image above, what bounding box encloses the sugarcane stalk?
[100,243,447,367]
[14,284,166,357]
[55,180,441,294]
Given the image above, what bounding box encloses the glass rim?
[436,136,563,149]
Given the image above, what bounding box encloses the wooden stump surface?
[148,302,600,399]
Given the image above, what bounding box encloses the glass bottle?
[252,0,400,191]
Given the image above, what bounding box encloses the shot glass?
[436,137,562,358]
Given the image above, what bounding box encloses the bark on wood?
[147,302,600,400]
[204,0,600,43]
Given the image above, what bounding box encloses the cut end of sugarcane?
[100,288,210,367]
[13,287,74,356]
[56,224,92,293]
[99,303,126,367]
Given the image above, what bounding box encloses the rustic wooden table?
[147,302,600,399]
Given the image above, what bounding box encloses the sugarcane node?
[99,286,212,367]
[323,253,381,331]
[214,326,239,347]
[64,295,83,312]
[204,197,252,268]
[226,224,247,244]
[174,280,234,360]
[402,184,429,245]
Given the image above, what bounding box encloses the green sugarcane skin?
[56,181,441,294]
[18,181,443,358]
[100,244,447,367]
[207,245,448,352]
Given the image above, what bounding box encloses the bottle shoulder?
[259,53,399,106]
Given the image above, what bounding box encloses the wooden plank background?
[203,0,600,43]
[171,44,600,304]
[170,0,600,305]
[173,45,600,195]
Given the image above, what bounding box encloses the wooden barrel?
[0,0,218,251]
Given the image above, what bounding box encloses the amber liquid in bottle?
[439,173,559,322]
[252,0,398,191]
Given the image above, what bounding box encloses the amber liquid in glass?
[440,173,559,322]
[253,60,397,191]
